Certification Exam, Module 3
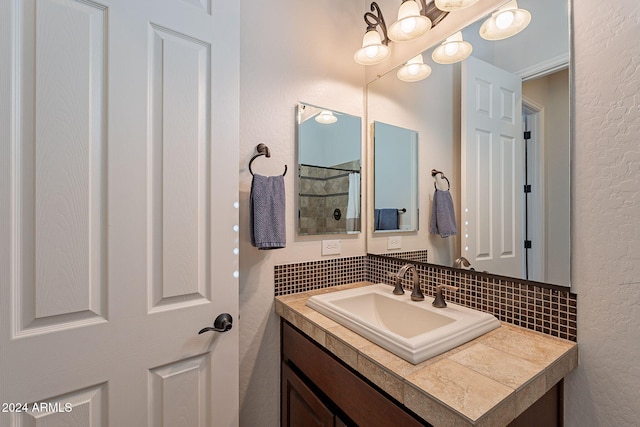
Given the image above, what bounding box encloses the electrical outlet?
[322,239,341,256]
[387,236,402,250]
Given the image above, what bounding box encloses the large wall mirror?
[297,103,362,235]
[367,0,571,287]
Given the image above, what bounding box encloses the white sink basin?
[306,283,500,364]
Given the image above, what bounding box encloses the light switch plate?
[387,236,402,250]
[322,239,341,256]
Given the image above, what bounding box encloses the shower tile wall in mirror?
[367,0,571,287]
[297,103,362,235]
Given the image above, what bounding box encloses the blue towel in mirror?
[430,189,457,238]
[250,174,286,249]
[375,208,399,230]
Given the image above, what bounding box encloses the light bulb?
[432,32,472,64]
[315,110,337,124]
[365,44,379,58]
[354,29,390,65]
[479,1,531,40]
[400,17,417,34]
[444,42,459,56]
[495,10,514,29]
[388,0,431,42]
[407,63,421,75]
[397,54,432,82]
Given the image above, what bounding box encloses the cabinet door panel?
[282,362,335,427]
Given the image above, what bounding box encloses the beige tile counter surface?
[275,282,578,427]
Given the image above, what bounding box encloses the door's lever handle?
[198,313,233,334]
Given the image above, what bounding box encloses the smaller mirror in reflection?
[297,103,362,236]
[373,121,419,232]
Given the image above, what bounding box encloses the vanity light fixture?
[354,2,391,65]
[434,0,480,12]
[431,31,472,64]
[479,0,531,41]
[388,0,432,42]
[315,110,338,124]
[397,54,432,82]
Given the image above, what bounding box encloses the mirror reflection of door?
[462,57,570,283]
[461,56,524,278]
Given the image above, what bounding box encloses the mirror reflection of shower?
[296,103,362,236]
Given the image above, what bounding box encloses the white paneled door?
[0,0,239,425]
[461,56,524,278]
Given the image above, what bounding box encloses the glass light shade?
[397,54,432,82]
[315,110,337,124]
[354,29,390,65]
[388,0,431,42]
[479,1,531,41]
[435,0,480,12]
[432,32,473,64]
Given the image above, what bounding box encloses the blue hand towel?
[430,189,457,238]
[250,174,286,249]
[375,208,399,230]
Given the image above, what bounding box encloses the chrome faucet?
[453,256,471,269]
[396,263,424,301]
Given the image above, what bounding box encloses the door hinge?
[524,130,531,140]
[524,184,532,193]
[524,240,532,249]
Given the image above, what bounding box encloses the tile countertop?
[275,281,578,427]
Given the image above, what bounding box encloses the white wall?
[299,115,361,167]
[566,0,640,425]
[239,1,364,426]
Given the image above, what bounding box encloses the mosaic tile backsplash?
[274,252,577,342]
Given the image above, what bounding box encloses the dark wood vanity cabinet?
[281,321,430,427]
[281,320,563,427]
[282,362,348,427]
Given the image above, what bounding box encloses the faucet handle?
[386,272,405,295]
[432,284,459,308]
